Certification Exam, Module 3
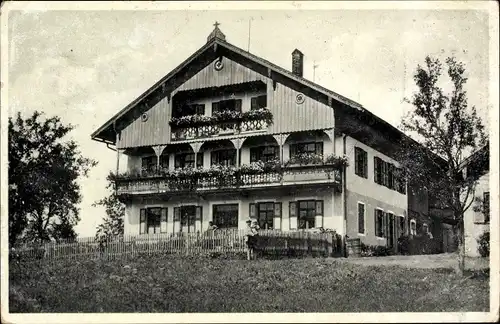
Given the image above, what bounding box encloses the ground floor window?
[257,202,275,230]
[213,204,239,229]
[140,207,167,234]
[375,209,384,238]
[358,202,365,234]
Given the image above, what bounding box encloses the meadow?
[9,254,489,313]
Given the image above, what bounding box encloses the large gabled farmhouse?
[91,24,445,252]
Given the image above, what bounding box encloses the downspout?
[342,133,348,257]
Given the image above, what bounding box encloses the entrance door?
[180,206,196,233]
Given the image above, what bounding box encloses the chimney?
[292,49,304,77]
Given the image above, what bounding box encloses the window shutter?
[195,206,202,222]
[354,148,360,175]
[251,97,258,110]
[374,157,380,184]
[363,151,368,178]
[174,207,180,222]
[258,95,267,108]
[140,209,146,234]
[315,200,323,216]
[160,208,168,233]
[274,202,282,218]
[249,203,256,219]
[374,209,380,237]
[235,99,242,112]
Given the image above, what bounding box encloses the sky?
[5,3,493,238]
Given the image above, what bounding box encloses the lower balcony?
[114,164,343,196]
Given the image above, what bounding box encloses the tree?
[398,56,487,274]
[93,173,125,243]
[8,111,97,246]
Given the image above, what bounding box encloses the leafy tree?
[93,173,125,243]
[8,111,97,246]
[398,56,487,274]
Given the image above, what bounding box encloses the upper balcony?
[169,81,272,141]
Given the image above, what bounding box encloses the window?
[174,152,203,169]
[211,149,236,167]
[374,157,383,184]
[213,204,239,229]
[422,223,429,234]
[139,207,167,234]
[375,209,384,238]
[250,145,279,163]
[257,202,275,230]
[358,203,365,234]
[483,192,490,223]
[297,200,322,229]
[354,147,368,178]
[180,206,196,232]
[172,103,205,118]
[410,219,417,236]
[159,155,169,170]
[399,217,405,236]
[251,95,267,110]
[212,99,242,114]
[290,142,323,158]
[381,161,389,187]
[142,156,156,173]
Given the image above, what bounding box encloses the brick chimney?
[292,49,304,77]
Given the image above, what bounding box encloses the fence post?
[185,233,189,256]
[327,234,333,257]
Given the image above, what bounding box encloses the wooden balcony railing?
[115,165,342,196]
[171,119,270,140]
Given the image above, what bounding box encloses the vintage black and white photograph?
[1,1,498,322]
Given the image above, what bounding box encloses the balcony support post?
[230,138,243,167]
[190,142,202,168]
[153,145,167,172]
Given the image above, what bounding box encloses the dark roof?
[462,142,490,168]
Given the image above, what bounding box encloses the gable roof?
[89,30,446,167]
[90,35,365,144]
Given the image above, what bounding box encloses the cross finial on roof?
[207,21,226,42]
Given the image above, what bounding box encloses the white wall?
[464,172,490,257]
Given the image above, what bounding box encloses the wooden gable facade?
[117,55,335,149]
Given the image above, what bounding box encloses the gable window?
[212,99,242,114]
[358,202,365,234]
[211,149,236,167]
[175,152,203,169]
[251,95,267,110]
[142,156,156,173]
[172,103,205,118]
[374,157,383,185]
[483,192,490,223]
[354,147,368,178]
[213,204,239,229]
[290,142,323,158]
[250,145,279,163]
[140,207,167,234]
[375,209,385,238]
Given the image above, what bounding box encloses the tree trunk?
[455,217,465,275]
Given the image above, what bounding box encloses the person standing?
[245,219,258,260]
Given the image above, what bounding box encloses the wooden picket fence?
[10,229,343,263]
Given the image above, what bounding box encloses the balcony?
[113,163,343,197]
[170,108,273,141]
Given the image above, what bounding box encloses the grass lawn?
[9,255,489,313]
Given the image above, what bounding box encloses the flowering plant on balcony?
[285,153,324,166]
[169,114,213,128]
[241,108,274,125]
[212,110,243,123]
[324,154,349,168]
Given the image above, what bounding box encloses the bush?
[398,234,441,255]
[477,232,489,257]
[360,243,392,257]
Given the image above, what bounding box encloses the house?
[91,24,442,252]
[463,144,490,257]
